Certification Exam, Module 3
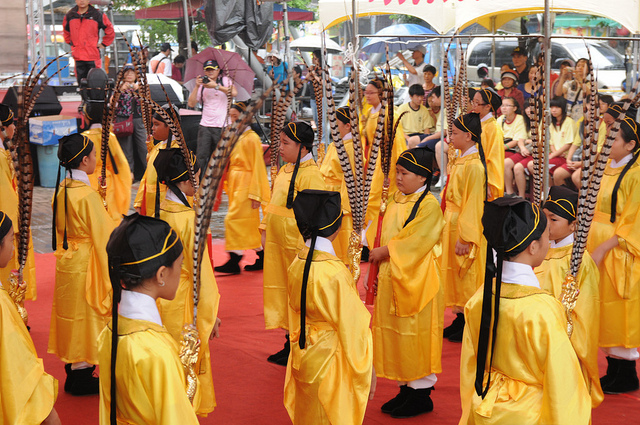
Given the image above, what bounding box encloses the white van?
[466,37,627,91]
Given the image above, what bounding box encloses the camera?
[201,75,210,84]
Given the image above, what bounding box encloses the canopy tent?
[319,0,640,35]
[318,0,456,35]
[455,0,640,34]
[135,0,314,22]
[362,23,437,53]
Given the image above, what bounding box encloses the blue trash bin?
[37,144,64,188]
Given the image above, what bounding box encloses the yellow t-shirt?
[549,117,576,152]
[397,102,432,134]
[496,114,527,141]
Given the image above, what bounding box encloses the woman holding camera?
[187,59,238,173]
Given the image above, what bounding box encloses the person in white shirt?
[149,43,173,77]
[397,46,427,88]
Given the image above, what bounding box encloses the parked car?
[466,37,627,91]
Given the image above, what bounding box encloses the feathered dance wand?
[560,56,640,337]
[269,80,303,190]
[365,46,402,305]
[6,55,67,324]
[183,90,271,401]
[529,63,546,205]
[308,63,325,165]
[442,35,457,176]
[99,64,126,207]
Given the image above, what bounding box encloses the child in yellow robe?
[0,103,36,300]
[133,105,180,216]
[441,113,488,342]
[319,106,357,264]
[48,133,117,396]
[285,189,373,425]
[0,211,61,425]
[470,87,505,200]
[81,102,132,218]
[588,116,640,394]
[154,148,221,416]
[216,101,270,274]
[460,197,591,424]
[535,185,603,407]
[99,213,200,425]
[361,78,408,249]
[261,121,326,365]
[368,147,445,418]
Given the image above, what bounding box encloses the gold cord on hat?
[121,230,180,266]
[506,203,542,253]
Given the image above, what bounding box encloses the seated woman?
[504,100,539,196]
[513,97,576,198]
[517,65,542,105]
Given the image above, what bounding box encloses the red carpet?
[26,247,640,424]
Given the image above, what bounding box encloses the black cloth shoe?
[602,359,640,394]
[390,387,434,419]
[381,385,410,414]
[244,250,264,271]
[447,328,464,343]
[267,335,290,366]
[443,313,465,338]
[64,363,74,393]
[69,365,100,396]
[361,246,370,263]
[215,252,242,275]
[600,356,619,389]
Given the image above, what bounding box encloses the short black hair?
[160,42,171,53]
[429,86,441,98]
[423,65,437,75]
[191,41,198,52]
[409,84,425,97]
[174,55,186,64]
[293,65,302,75]
[599,94,614,105]
[481,78,495,89]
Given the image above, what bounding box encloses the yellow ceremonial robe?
[0,148,36,300]
[284,246,373,425]
[133,140,179,217]
[224,129,270,251]
[360,108,408,241]
[586,161,640,348]
[480,116,505,201]
[372,190,445,381]
[84,128,132,218]
[442,152,487,309]
[535,243,603,407]
[98,316,200,425]
[48,178,117,364]
[460,283,592,425]
[158,198,220,416]
[0,285,57,425]
[319,136,358,264]
[261,158,326,330]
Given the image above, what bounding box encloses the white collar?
[371,104,382,114]
[461,145,478,157]
[305,236,336,256]
[119,290,163,326]
[66,169,91,186]
[300,152,313,163]
[409,184,426,195]
[480,112,494,122]
[89,124,102,130]
[611,153,633,169]
[550,233,574,248]
[165,188,188,204]
[501,260,540,289]
[342,132,353,141]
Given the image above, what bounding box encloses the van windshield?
[564,42,625,70]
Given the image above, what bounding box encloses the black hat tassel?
[286,144,303,209]
[299,232,317,349]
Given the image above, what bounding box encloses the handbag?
[113,116,134,137]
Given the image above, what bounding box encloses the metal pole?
[182,0,192,58]
[542,0,551,200]
[49,1,62,81]
[108,2,119,71]
[38,0,46,75]
[490,16,496,81]
[283,2,294,116]
[352,0,358,107]
[439,37,446,188]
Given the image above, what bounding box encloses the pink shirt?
[196,76,232,128]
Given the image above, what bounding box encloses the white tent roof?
[318,0,456,35]
[319,0,640,34]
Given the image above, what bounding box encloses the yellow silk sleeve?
[457,161,486,248]
[80,191,118,316]
[245,132,271,205]
[387,194,445,316]
[481,119,505,200]
[0,290,57,425]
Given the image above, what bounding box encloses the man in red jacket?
[63,0,115,84]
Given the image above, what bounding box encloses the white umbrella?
[290,35,343,54]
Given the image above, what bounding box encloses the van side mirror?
[477,63,489,79]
